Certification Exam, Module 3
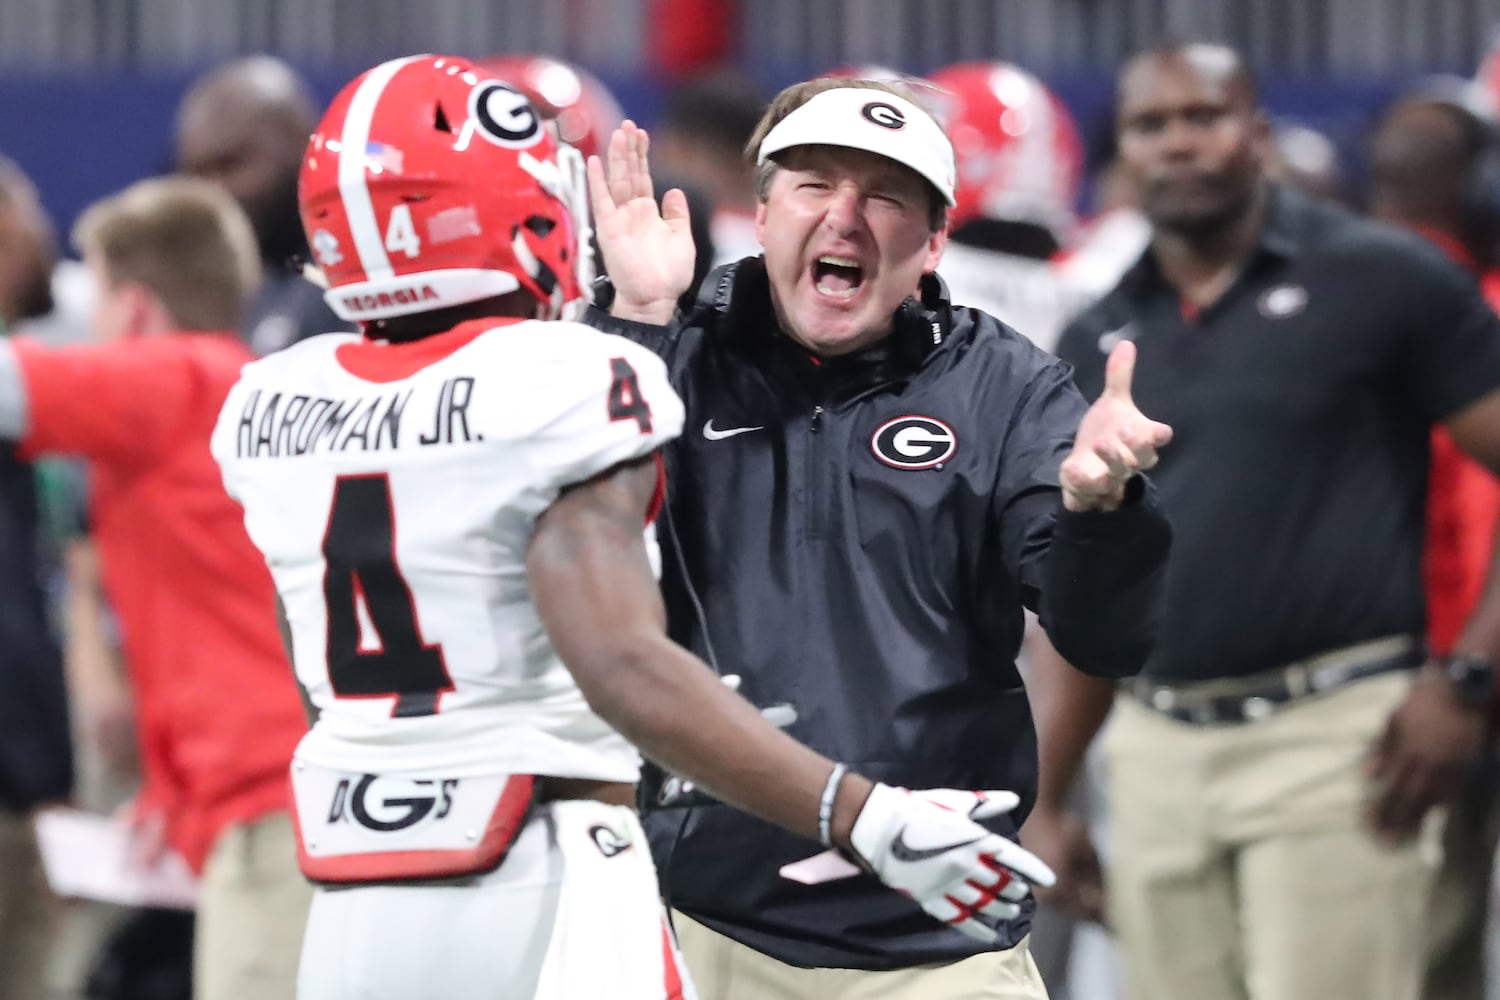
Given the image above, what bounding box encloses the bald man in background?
[175,56,351,355]
[1369,88,1500,1000]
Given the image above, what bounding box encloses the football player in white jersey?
[929,62,1146,354]
[211,55,1055,1000]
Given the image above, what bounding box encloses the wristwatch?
[1440,654,1498,708]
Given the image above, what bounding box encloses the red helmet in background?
[1476,29,1500,118]
[925,62,1084,241]
[300,54,591,324]
[477,54,624,160]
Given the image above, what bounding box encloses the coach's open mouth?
[813,255,865,300]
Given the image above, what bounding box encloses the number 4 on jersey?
[323,474,453,717]
[607,357,652,433]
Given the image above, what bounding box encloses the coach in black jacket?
[584,78,1172,998]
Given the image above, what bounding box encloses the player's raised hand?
[587,120,697,325]
[1059,340,1173,512]
[848,785,1056,944]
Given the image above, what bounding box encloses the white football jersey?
[938,210,1150,354]
[212,319,684,783]
[938,243,1097,355]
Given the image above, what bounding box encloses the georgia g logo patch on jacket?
[870,415,957,470]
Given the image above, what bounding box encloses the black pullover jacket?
[584,259,1170,968]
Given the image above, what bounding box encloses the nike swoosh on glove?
[848,784,1057,944]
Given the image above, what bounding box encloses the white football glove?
[848,784,1057,944]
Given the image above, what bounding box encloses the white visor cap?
[756,87,957,207]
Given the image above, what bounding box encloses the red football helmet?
[300,54,592,325]
[925,62,1084,240]
[1476,29,1500,119]
[477,55,623,160]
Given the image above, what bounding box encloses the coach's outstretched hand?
[587,120,697,327]
[1060,340,1173,512]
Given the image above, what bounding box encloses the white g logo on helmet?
[470,82,543,148]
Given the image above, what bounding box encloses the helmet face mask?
[300,55,590,326]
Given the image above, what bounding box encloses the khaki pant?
[195,811,312,1000]
[0,809,57,1000]
[1104,671,1442,1000]
[672,910,1049,999]
[1422,754,1500,1000]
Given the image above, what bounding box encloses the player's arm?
[274,594,319,727]
[527,453,866,841]
[527,452,1055,942]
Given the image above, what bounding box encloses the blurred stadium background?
[6,0,1500,236]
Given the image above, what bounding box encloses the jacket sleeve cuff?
[1052,473,1165,542]
[1041,474,1172,679]
[580,303,680,357]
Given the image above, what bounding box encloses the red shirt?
[1415,230,1500,653]
[14,333,306,871]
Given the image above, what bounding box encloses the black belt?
[1124,635,1423,726]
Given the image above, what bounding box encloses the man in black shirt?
[585,77,1173,998]
[175,56,353,354]
[1036,43,1500,1000]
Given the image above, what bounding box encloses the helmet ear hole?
[523,216,556,237]
[433,102,453,134]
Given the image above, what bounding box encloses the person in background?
[0,154,78,1000]
[927,61,1098,355]
[650,72,767,265]
[1270,121,1348,205]
[1367,82,1500,1000]
[175,55,352,355]
[1038,42,1500,1000]
[0,176,312,1000]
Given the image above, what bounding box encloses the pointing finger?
[1102,339,1137,402]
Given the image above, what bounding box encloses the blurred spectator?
[1270,121,1349,204]
[0,154,95,347]
[478,53,624,159]
[651,72,766,264]
[1368,86,1500,1000]
[0,155,77,1000]
[0,176,311,1000]
[926,61,1099,352]
[175,55,351,355]
[1043,42,1500,1000]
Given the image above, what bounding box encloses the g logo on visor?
[471,82,543,148]
[871,415,957,470]
[861,101,908,130]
